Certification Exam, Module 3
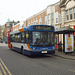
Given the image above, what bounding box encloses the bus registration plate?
[41,51,47,53]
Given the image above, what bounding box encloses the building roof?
[55,26,75,34]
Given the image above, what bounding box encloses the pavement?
[55,50,75,60]
[0,43,8,46]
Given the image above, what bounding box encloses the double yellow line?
[0,58,12,75]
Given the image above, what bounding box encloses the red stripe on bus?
[27,44,32,50]
[19,28,24,32]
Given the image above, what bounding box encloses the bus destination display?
[33,26,54,30]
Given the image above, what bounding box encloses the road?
[0,43,75,75]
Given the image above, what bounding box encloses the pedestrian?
[58,41,62,52]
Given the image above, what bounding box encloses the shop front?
[55,26,75,53]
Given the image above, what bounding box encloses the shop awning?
[55,26,75,34]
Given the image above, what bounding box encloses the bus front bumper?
[30,50,55,55]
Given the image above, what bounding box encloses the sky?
[0,0,60,25]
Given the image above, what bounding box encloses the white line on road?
[68,69,75,72]
[0,58,12,75]
[0,63,7,75]
[0,70,2,75]
[47,55,75,62]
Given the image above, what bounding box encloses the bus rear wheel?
[21,47,24,55]
[11,45,12,50]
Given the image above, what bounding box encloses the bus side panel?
[10,42,55,55]
[10,42,32,54]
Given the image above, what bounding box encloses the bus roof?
[25,24,54,29]
[10,25,55,35]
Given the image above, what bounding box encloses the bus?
[8,25,55,56]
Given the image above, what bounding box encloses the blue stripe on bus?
[29,45,54,51]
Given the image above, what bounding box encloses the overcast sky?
[0,0,59,25]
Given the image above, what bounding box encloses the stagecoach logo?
[40,48,48,50]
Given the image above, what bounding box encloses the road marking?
[0,63,7,75]
[69,69,75,72]
[0,70,2,75]
[45,62,58,67]
[0,58,12,75]
[54,56,75,62]
[47,55,75,62]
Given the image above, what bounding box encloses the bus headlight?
[33,48,35,50]
[53,47,55,50]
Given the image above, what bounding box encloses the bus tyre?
[21,47,24,55]
[11,45,12,50]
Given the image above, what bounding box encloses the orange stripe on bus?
[27,44,32,50]
[19,28,24,32]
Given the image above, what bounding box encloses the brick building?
[23,2,61,28]
[24,9,47,26]
[12,23,20,31]
[4,19,20,42]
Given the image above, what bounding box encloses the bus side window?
[12,34,15,42]
[21,32,25,43]
[15,34,17,42]
[10,35,13,42]
[26,31,29,44]
[30,31,32,44]
[24,31,26,43]
[17,33,21,43]
[9,35,12,42]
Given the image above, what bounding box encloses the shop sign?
[65,34,74,52]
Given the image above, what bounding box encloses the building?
[24,20,27,27]
[0,25,3,40]
[12,23,20,31]
[4,19,20,42]
[47,2,61,28]
[12,21,25,31]
[60,0,75,28]
[56,0,75,43]
[24,9,47,26]
[23,2,61,28]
